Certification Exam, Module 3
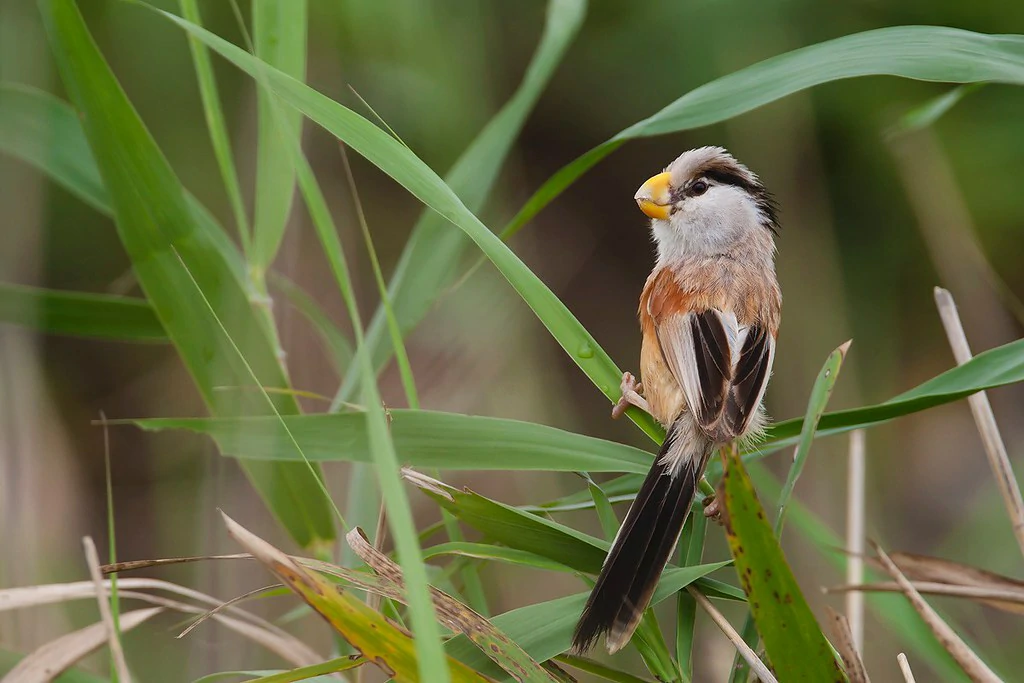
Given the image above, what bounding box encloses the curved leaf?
[0,283,164,342]
[503,27,1024,238]
[129,410,654,473]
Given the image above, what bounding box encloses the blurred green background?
[2,0,1023,680]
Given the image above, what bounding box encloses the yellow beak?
[634,172,673,220]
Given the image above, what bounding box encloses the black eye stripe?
[703,168,758,192]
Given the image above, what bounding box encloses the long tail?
[571,420,711,654]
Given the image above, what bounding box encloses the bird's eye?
[690,180,709,196]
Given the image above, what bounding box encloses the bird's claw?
[703,493,723,524]
[611,372,644,419]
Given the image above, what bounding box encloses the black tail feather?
[571,424,708,653]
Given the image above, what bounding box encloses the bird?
[571,146,782,654]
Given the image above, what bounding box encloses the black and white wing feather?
[655,309,774,442]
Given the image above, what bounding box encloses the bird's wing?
[655,309,774,442]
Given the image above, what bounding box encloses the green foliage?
[4,2,1024,681]
[0,283,164,341]
[721,446,845,682]
[38,0,336,549]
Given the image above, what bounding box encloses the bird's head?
[634,146,778,263]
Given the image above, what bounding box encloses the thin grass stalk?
[177,0,251,255]
[934,287,1024,559]
[873,543,1001,682]
[687,586,777,683]
[99,411,121,680]
[846,429,866,652]
[83,537,131,683]
[338,143,489,615]
[829,580,1024,605]
[898,653,917,683]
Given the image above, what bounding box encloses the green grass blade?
[720,448,845,682]
[890,83,985,136]
[129,410,654,473]
[776,341,850,536]
[732,341,849,683]
[501,26,1024,241]
[0,283,165,341]
[0,82,108,213]
[0,84,249,288]
[554,655,654,683]
[342,0,586,404]
[39,0,335,549]
[198,655,364,683]
[675,512,707,681]
[178,0,251,254]
[250,0,305,276]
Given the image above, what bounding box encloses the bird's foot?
[611,371,649,419]
[702,493,723,524]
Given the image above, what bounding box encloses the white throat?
[652,186,765,266]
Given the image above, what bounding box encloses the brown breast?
[637,259,781,427]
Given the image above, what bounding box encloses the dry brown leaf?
[0,579,321,668]
[346,527,560,683]
[862,551,1024,615]
[0,608,160,683]
[83,537,131,683]
[222,513,489,683]
[873,543,1002,683]
[824,606,871,683]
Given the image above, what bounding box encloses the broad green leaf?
[128,410,654,473]
[502,26,1024,240]
[150,6,665,446]
[178,0,251,253]
[343,0,586,403]
[223,514,485,683]
[0,83,248,286]
[447,561,730,681]
[404,472,742,604]
[732,342,849,683]
[720,448,845,682]
[748,462,970,682]
[39,0,334,549]
[0,283,165,341]
[250,0,305,273]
